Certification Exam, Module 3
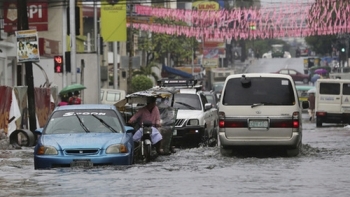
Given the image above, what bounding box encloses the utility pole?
[127,12,134,94]
[17,0,37,133]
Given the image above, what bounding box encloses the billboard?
[101,0,127,42]
[3,1,48,32]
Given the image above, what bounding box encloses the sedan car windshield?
[44,109,123,134]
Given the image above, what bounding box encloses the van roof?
[317,78,350,83]
[226,73,293,80]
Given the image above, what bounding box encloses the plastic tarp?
[162,65,193,79]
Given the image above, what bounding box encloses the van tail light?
[219,111,225,128]
[292,111,300,129]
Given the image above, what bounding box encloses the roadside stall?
[115,87,178,155]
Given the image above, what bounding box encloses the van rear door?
[317,82,341,113]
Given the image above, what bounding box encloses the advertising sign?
[16,30,40,63]
[192,1,219,11]
[3,1,48,32]
[101,0,127,42]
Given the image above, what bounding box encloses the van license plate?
[249,120,268,128]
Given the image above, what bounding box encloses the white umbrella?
[307,88,316,94]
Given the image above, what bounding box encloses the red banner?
[34,87,51,128]
[3,1,48,32]
[0,87,13,134]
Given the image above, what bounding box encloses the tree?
[131,75,154,92]
[132,61,160,82]
[138,18,199,67]
[305,35,337,56]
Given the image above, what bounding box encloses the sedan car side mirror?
[35,128,43,135]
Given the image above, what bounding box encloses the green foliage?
[305,35,337,56]
[138,18,199,66]
[131,75,154,92]
[133,62,160,82]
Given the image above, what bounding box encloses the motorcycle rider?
[128,97,160,128]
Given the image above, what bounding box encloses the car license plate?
[70,159,93,168]
[173,130,177,136]
[249,120,268,128]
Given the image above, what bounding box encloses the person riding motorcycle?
[128,97,160,129]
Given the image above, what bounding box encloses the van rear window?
[222,77,296,105]
[319,83,340,95]
[343,84,350,95]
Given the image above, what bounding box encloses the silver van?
[100,89,126,105]
[218,73,309,157]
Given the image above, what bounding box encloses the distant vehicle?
[297,47,309,57]
[34,104,135,169]
[101,89,126,105]
[271,44,284,58]
[315,79,350,127]
[208,68,235,91]
[218,73,309,157]
[202,91,219,110]
[274,68,310,84]
[296,85,314,111]
[262,51,272,58]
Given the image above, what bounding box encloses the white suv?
[172,89,219,147]
[218,73,309,156]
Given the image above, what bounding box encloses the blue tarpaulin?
[162,65,193,79]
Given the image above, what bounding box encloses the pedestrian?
[58,94,69,106]
[68,91,82,105]
[308,92,315,121]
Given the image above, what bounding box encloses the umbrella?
[314,68,328,75]
[59,83,86,95]
[310,74,320,83]
[307,87,316,94]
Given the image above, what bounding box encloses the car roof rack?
[157,79,202,91]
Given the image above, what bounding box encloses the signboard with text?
[3,1,48,32]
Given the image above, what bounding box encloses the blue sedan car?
[34,104,135,169]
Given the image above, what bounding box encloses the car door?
[200,94,216,132]
[288,69,299,81]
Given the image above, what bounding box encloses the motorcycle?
[133,121,157,163]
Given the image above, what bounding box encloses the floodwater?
[1,114,350,197]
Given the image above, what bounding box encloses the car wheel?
[316,117,323,127]
[220,146,232,157]
[303,78,309,84]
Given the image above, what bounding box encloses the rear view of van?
[218,73,309,157]
[315,79,350,127]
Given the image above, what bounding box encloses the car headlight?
[188,119,199,126]
[37,145,58,155]
[106,144,128,154]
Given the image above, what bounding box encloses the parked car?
[274,68,309,84]
[34,104,135,169]
[218,73,309,157]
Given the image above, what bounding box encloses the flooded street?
[1,114,350,197]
